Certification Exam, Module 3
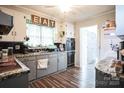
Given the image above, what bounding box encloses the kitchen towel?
[37,59,48,69]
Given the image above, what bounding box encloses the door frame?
[79,25,99,68]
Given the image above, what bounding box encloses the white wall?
[75,11,115,67]
[54,21,75,44]
[0,6,60,33]
[0,6,75,43]
[100,28,121,60]
[66,22,75,38]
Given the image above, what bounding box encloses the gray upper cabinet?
[116,5,124,39]
[58,52,67,71]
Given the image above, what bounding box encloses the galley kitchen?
[0,5,124,88]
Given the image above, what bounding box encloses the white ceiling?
[17,5,115,22]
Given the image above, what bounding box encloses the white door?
[80,30,88,67]
[79,25,97,87]
[80,25,97,67]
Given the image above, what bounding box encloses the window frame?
[25,23,55,47]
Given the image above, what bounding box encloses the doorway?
[80,25,98,88]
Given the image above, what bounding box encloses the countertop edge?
[0,57,30,81]
[15,50,76,58]
[95,57,124,78]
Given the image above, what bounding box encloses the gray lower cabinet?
[37,54,58,78]
[17,52,67,80]
[47,54,58,74]
[37,69,48,78]
[58,52,67,71]
[17,57,35,81]
[26,61,36,81]
[37,55,48,78]
[22,56,36,81]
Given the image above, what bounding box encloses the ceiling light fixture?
[58,4,72,12]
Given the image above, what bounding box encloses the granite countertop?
[0,50,75,81]
[15,50,76,58]
[96,57,124,78]
[15,51,58,58]
[0,57,30,81]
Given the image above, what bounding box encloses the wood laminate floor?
[29,66,95,88]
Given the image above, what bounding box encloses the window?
[41,26,54,46]
[25,24,54,47]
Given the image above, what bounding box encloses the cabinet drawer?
[48,54,57,58]
[36,55,48,60]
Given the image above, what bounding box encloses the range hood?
[0,11,13,35]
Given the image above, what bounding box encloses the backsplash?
[0,41,25,54]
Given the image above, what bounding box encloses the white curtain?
[25,24,54,47]
[41,26,54,46]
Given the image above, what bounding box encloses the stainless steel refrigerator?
[65,38,75,67]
